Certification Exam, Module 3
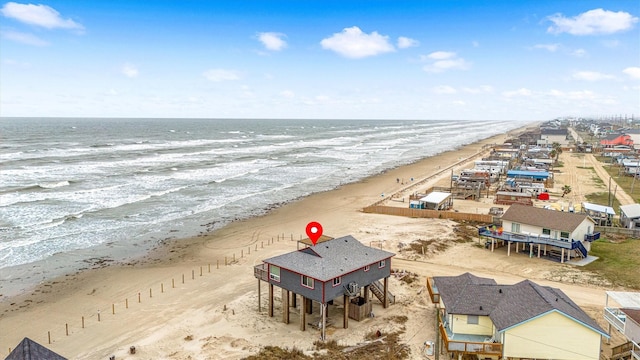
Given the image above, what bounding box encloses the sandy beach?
[1,123,628,359]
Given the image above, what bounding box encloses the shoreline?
[0,123,539,357]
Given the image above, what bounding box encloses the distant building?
[411,191,453,210]
[581,202,616,227]
[601,134,634,148]
[538,128,569,147]
[625,129,640,150]
[620,204,640,229]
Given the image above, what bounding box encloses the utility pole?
[631,162,639,195]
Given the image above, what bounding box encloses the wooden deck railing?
[611,341,640,360]
[439,322,502,355]
[478,227,577,250]
[426,277,439,304]
[253,263,268,281]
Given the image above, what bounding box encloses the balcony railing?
[604,307,626,332]
[585,232,601,242]
[479,227,577,250]
[439,322,502,355]
[426,277,439,304]
[254,263,268,281]
[612,341,640,360]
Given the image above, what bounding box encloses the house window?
[379,260,386,268]
[467,315,479,325]
[560,231,570,240]
[301,275,314,289]
[333,277,342,287]
[542,228,551,235]
[364,265,370,272]
[511,223,520,233]
[269,266,280,282]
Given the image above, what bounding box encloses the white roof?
[419,191,452,204]
[581,202,616,215]
[620,204,640,218]
[496,191,531,197]
[606,291,640,308]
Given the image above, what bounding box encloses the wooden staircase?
[370,280,395,305]
[611,341,633,360]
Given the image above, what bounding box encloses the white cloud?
[546,8,638,35]
[622,66,640,79]
[122,64,139,78]
[623,67,640,80]
[571,48,587,57]
[280,90,295,98]
[422,51,470,73]
[397,36,419,49]
[257,32,287,51]
[1,2,83,30]
[572,71,614,81]
[547,89,597,100]
[472,41,480,48]
[1,29,48,46]
[432,85,457,94]
[462,85,494,94]
[426,51,455,60]
[320,26,395,59]
[203,69,241,82]
[502,88,532,97]
[533,43,560,52]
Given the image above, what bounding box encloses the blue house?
[254,235,394,339]
[506,170,550,182]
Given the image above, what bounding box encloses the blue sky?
[1,1,638,121]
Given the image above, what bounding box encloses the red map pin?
[305,221,323,246]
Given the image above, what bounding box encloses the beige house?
[480,204,598,262]
[427,273,608,360]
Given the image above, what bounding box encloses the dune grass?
[584,238,640,289]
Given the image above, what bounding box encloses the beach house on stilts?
[253,235,395,340]
[479,204,599,263]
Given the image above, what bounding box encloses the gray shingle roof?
[5,337,67,360]
[263,235,394,281]
[502,204,594,233]
[541,128,568,135]
[433,273,607,336]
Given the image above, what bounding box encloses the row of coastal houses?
[252,235,638,360]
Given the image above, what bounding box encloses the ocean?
[0,118,526,296]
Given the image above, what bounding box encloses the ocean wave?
[0,118,529,270]
[38,180,71,189]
